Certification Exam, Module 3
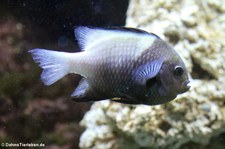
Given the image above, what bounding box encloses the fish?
[29,26,190,105]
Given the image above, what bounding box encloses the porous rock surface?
[79,0,225,148]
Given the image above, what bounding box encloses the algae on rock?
[79,0,225,149]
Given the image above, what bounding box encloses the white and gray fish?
[29,26,190,105]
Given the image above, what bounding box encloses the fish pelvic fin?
[111,96,141,105]
[29,49,71,86]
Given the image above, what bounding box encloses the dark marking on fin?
[74,26,160,44]
[107,26,160,39]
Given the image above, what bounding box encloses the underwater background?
[1,0,225,149]
[0,0,128,148]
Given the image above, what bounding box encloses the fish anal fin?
[71,78,103,102]
[71,78,89,97]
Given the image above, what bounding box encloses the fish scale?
[87,52,134,97]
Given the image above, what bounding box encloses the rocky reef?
[79,0,225,148]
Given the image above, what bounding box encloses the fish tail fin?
[29,48,71,86]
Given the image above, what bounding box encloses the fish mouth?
[177,80,190,94]
[183,80,191,91]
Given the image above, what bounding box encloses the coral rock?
[80,0,225,149]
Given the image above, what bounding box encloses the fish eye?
[174,66,184,76]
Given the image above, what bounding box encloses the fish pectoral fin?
[133,58,163,85]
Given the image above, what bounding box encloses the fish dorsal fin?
[133,59,163,85]
[74,27,98,50]
[74,26,159,51]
